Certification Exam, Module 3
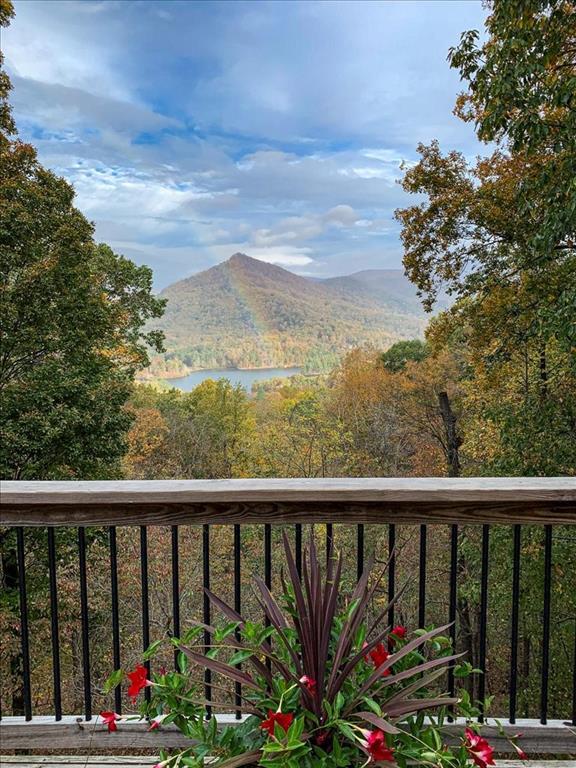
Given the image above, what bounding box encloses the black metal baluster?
[264,524,272,589]
[171,526,181,670]
[326,523,333,563]
[447,524,458,715]
[140,526,151,703]
[387,524,396,628]
[418,525,427,628]
[509,525,521,723]
[47,528,62,720]
[295,524,302,576]
[478,525,490,722]
[109,527,121,713]
[264,524,272,678]
[572,613,576,727]
[357,524,364,580]
[16,528,32,721]
[234,524,242,718]
[203,524,212,717]
[78,527,92,720]
[540,525,552,724]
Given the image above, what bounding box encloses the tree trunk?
[539,344,548,399]
[437,392,475,693]
[438,391,462,477]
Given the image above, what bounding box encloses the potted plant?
[103,532,501,768]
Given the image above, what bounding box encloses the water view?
[165,367,302,392]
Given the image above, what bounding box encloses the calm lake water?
[165,367,302,392]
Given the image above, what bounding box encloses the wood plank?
[1,717,574,754]
[495,764,576,768]
[1,479,575,526]
[0,760,156,765]
[1,763,574,768]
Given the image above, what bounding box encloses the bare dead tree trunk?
[438,391,462,477]
[437,392,476,693]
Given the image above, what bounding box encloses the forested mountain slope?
[150,253,432,374]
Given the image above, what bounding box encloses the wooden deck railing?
[1,478,575,754]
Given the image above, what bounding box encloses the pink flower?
[511,733,528,760]
[127,664,151,702]
[300,675,317,694]
[100,711,119,732]
[148,719,161,731]
[260,709,294,736]
[464,727,495,768]
[363,729,395,763]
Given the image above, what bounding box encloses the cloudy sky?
[4,0,486,288]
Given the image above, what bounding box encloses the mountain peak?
[228,252,254,265]
[224,252,298,280]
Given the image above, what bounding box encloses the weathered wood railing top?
[1,477,575,526]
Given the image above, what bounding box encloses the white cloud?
[324,205,358,226]
[246,249,315,267]
[6,1,131,101]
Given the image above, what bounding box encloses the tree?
[255,387,352,478]
[124,380,256,479]
[396,144,575,475]
[381,339,429,373]
[0,14,165,479]
[448,0,576,257]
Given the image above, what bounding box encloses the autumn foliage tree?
[449,0,576,258]
[0,2,165,481]
[396,60,575,474]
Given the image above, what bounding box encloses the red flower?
[365,729,395,763]
[260,709,294,736]
[148,719,161,731]
[389,625,407,645]
[100,711,119,732]
[464,728,495,768]
[300,675,317,694]
[368,643,391,676]
[127,664,151,701]
[314,729,330,747]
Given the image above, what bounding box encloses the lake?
[165,367,303,392]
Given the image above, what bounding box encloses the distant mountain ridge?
[147,253,435,377]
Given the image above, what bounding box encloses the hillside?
[147,253,433,376]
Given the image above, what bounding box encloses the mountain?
[320,270,424,314]
[147,253,434,377]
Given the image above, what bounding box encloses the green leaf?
[228,649,255,666]
[103,669,123,693]
[143,640,163,660]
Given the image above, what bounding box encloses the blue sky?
[5,0,487,289]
